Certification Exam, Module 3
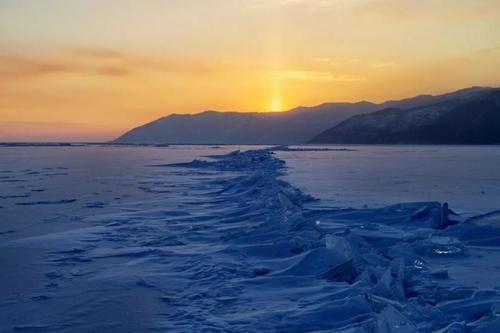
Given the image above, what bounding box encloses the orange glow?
[1,1,500,141]
[271,97,282,112]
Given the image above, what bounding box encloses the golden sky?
[1,0,500,141]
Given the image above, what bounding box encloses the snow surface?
[1,145,500,332]
[277,145,500,217]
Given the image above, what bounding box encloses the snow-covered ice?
[277,145,500,216]
[1,144,500,332]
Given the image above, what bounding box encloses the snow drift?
[1,147,500,332]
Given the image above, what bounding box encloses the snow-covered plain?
[1,145,500,332]
[277,145,500,216]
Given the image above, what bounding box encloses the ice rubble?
[2,147,500,332]
[166,148,500,331]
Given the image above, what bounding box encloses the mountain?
[114,103,378,145]
[310,88,500,144]
[115,87,498,145]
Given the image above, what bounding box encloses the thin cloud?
[275,70,365,82]
[94,66,132,77]
[0,53,134,80]
[312,57,341,66]
[357,0,500,23]
[250,0,360,9]
[69,48,256,76]
[70,48,128,60]
[371,62,400,69]
[0,55,73,79]
[0,48,266,83]
[477,45,500,55]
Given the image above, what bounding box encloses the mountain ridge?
[115,86,498,144]
[310,88,500,144]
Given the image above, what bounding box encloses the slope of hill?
[115,87,497,144]
[310,89,500,144]
[114,103,378,144]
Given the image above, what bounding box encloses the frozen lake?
[277,145,500,216]
[1,144,500,332]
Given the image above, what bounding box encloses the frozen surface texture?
[277,145,500,217]
[1,145,500,332]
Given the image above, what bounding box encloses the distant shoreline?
[1,142,499,148]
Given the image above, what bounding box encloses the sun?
[271,97,282,112]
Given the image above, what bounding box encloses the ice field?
[1,144,500,332]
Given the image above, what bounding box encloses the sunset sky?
[1,0,500,141]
